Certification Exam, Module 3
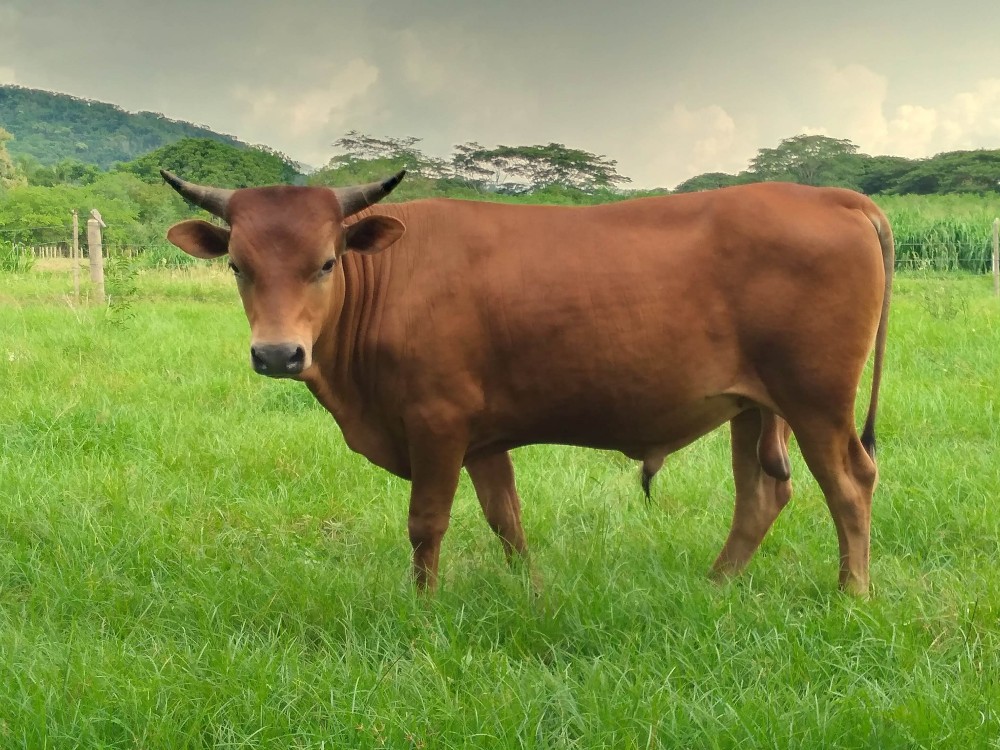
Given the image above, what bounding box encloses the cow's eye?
[228,261,241,276]
[320,258,336,274]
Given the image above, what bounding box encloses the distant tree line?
[1,115,998,271]
[674,134,1000,196]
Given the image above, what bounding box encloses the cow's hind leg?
[466,451,528,562]
[712,408,793,579]
[789,414,877,595]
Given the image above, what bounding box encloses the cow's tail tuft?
[640,455,664,502]
[641,464,655,501]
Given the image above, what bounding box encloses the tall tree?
[326,131,447,178]
[887,150,1000,195]
[748,134,863,188]
[118,138,299,188]
[452,142,630,193]
[672,171,746,193]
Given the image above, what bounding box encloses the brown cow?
[162,170,893,595]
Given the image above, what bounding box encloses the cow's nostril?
[287,346,306,372]
[250,346,267,371]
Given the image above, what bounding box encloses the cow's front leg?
[407,437,465,591]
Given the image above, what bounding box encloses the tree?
[748,134,864,188]
[17,155,102,187]
[452,142,630,193]
[326,131,447,179]
[118,138,300,188]
[0,128,26,189]
[887,150,1000,195]
[857,155,918,195]
[672,171,746,193]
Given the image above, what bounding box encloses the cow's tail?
[640,454,665,501]
[859,205,894,461]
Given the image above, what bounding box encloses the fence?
[3,215,1000,285]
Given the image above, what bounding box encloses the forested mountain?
[0,86,247,169]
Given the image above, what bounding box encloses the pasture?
[1,263,999,748]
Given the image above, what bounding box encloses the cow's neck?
[305,245,392,430]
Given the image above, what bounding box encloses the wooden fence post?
[994,218,999,298]
[71,209,80,304]
[87,208,106,304]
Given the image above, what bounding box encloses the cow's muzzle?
[250,342,307,377]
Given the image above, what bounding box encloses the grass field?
[2,264,1000,748]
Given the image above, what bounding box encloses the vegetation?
[0,126,26,189]
[874,194,1000,271]
[120,138,299,189]
[1,266,999,746]
[0,85,247,169]
[676,134,1000,196]
[2,85,999,271]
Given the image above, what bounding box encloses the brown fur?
[166,180,892,595]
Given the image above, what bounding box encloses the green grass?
[2,265,1000,748]
[874,194,1000,272]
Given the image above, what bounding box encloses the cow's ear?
[344,216,405,255]
[166,220,230,259]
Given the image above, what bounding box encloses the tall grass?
[0,239,36,273]
[1,266,1000,746]
[875,194,1000,272]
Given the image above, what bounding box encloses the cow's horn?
[160,170,235,220]
[332,170,406,218]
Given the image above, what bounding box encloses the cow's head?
[162,170,406,379]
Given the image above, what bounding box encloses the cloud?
[802,62,1000,158]
[623,103,758,189]
[231,58,380,164]
[0,67,14,85]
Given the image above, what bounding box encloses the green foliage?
[672,171,747,193]
[17,155,102,187]
[886,150,1000,195]
[0,238,35,272]
[875,193,1000,271]
[0,85,246,168]
[103,254,141,326]
[679,134,1000,198]
[309,158,446,203]
[119,138,299,188]
[748,134,863,188]
[858,155,918,195]
[0,127,26,189]
[452,141,630,193]
[326,131,447,178]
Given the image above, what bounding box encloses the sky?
[1,0,999,189]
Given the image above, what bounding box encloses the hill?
[0,85,248,169]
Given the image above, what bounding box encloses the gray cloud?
[3,0,999,187]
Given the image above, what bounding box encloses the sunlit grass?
[1,266,999,747]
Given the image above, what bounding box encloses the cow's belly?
[468,391,751,458]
